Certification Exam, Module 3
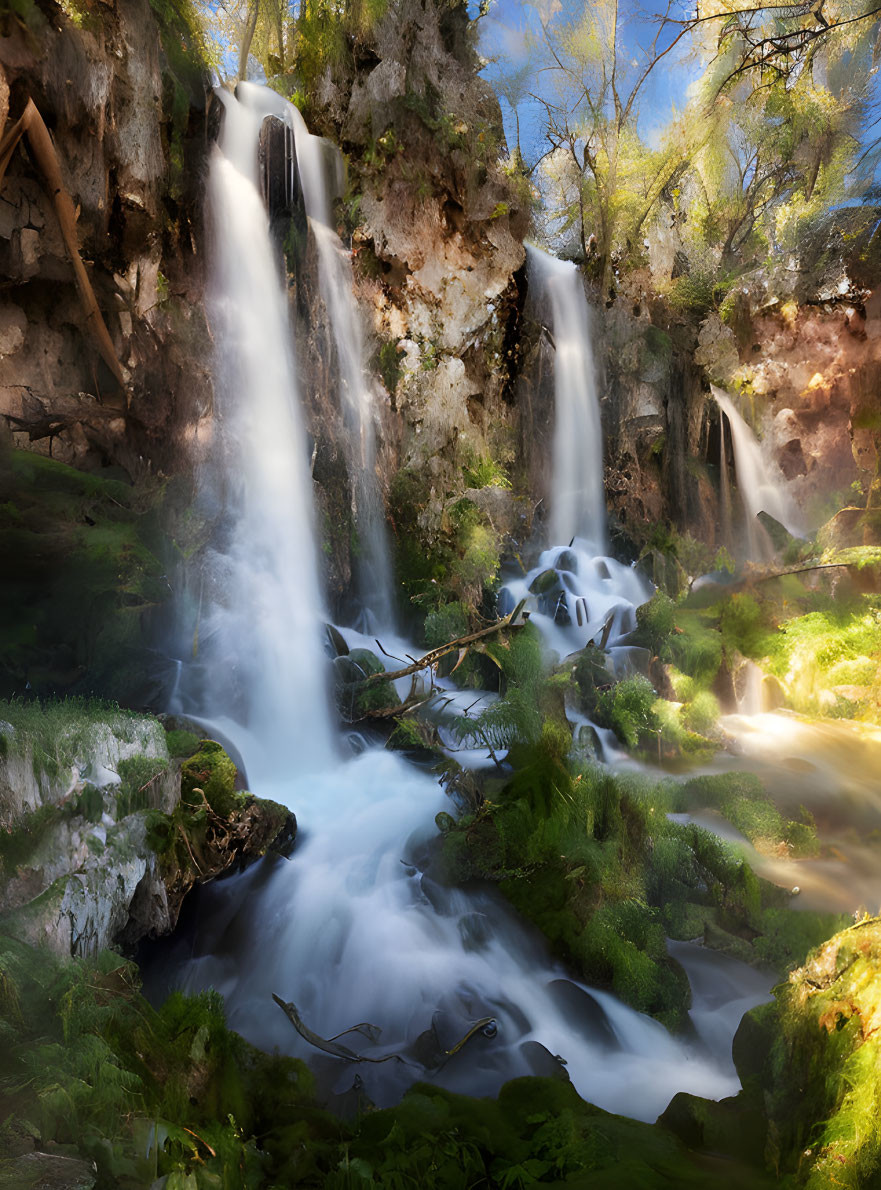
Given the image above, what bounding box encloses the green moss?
[681,690,720,735]
[0,697,151,783]
[164,729,199,758]
[461,451,512,491]
[678,773,820,857]
[634,591,676,654]
[180,740,237,817]
[375,338,402,393]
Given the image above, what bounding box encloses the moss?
[375,338,402,393]
[0,803,69,876]
[461,451,512,491]
[634,591,676,654]
[180,740,237,818]
[670,608,724,687]
[0,697,153,785]
[164,728,199,758]
[721,918,881,1186]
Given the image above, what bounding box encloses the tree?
[524,0,712,290]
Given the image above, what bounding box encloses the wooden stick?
[0,99,127,391]
[357,600,526,688]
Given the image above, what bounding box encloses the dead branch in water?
[356,600,527,689]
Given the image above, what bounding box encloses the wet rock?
[529,568,559,596]
[756,511,804,556]
[546,978,619,1050]
[817,506,873,550]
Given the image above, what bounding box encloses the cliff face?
[0,0,210,476]
[292,0,532,619]
[0,0,213,700]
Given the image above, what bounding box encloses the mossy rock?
[333,648,400,720]
[180,739,237,817]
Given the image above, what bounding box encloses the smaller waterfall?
[712,386,800,561]
[527,246,605,550]
[719,407,732,549]
[288,105,395,629]
[175,83,335,783]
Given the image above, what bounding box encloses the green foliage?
[681,690,720,736]
[634,591,676,654]
[462,451,512,491]
[669,608,724,687]
[666,269,731,317]
[424,602,469,649]
[116,754,168,818]
[388,468,503,626]
[740,918,881,1186]
[595,675,658,750]
[0,697,157,791]
[0,451,174,700]
[180,739,238,817]
[375,338,402,394]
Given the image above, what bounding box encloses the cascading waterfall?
[158,89,769,1123]
[174,84,335,784]
[712,386,801,561]
[501,247,650,665]
[527,245,606,550]
[719,405,733,548]
[287,103,395,628]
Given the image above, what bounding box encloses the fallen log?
[357,599,526,689]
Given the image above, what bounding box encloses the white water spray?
[527,246,606,549]
[712,386,800,561]
[176,85,335,782]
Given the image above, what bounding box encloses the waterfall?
[287,104,395,629]
[501,249,649,659]
[526,246,605,550]
[174,84,335,783]
[719,406,732,549]
[712,386,800,561]
[156,93,767,1123]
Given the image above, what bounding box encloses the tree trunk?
[238,0,260,82]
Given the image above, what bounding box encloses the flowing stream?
[157,88,773,1123]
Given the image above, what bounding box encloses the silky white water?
[712,386,801,561]
[174,85,334,784]
[287,102,395,629]
[160,87,771,1122]
[527,245,606,550]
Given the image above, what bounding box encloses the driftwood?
[0,99,127,391]
[272,993,499,1068]
[357,600,526,689]
[271,994,404,1064]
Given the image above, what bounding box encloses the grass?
[0,697,149,787]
